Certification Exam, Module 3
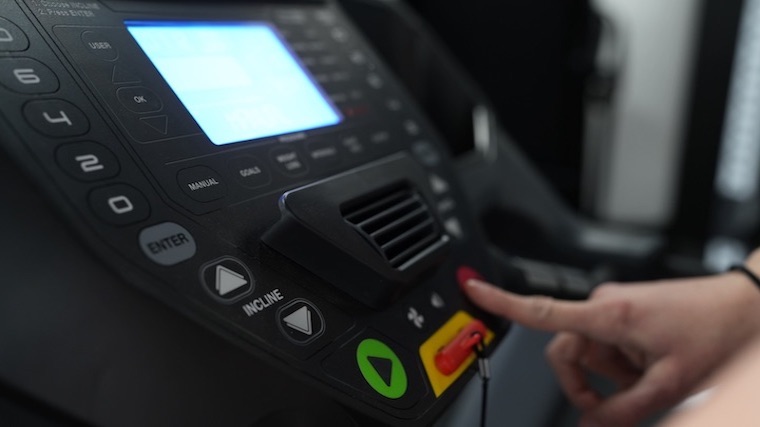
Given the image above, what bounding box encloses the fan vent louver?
[343,185,442,269]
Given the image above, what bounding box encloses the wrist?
[723,269,760,337]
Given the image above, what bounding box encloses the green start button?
[356,338,408,399]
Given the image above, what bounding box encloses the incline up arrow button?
[215,265,248,296]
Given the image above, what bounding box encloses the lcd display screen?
[125,21,342,145]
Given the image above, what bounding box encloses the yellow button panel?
[419,311,494,397]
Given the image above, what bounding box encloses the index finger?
[464,279,624,342]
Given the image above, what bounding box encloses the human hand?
[464,272,760,427]
[662,337,760,427]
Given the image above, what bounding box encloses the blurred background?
[345,0,759,278]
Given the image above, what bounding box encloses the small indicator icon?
[430,292,445,309]
[407,307,425,329]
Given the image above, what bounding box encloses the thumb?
[581,359,682,427]
[464,279,620,342]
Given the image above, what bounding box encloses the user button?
[81,30,118,61]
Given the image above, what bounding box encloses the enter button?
[138,222,197,266]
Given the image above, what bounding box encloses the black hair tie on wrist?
[729,264,760,289]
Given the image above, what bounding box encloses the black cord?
[729,264,760,289]
[479,367,489,427]
[472,333,490,427]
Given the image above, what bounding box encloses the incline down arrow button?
[283,306,313,335]
[215,265,248,296]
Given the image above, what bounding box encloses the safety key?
[434,318,488,375]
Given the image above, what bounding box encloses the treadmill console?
[0,0,506,424]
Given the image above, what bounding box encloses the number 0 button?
[56,142,120,182]
[24,99,89,138]
[0,18,29,52]
[89,184,150,226]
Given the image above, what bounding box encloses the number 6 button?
[55,141,120,182]
[0,58,59,94]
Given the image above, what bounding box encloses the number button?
[89,184,150,226]
[55,142,120,182]
[23,100,89,137]
[0,18,29,52]
[0,58,59,94]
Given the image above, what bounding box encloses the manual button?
[177,166,227,203]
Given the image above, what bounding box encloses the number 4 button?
[23,99,89,137]
[56,142,120,182]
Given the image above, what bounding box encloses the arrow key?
[201,256,254,303]
[277,299,325,345]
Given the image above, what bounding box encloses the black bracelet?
[729,264,760,289]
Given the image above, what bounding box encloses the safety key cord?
[472,332,490,427]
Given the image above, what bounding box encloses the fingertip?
[462,278,501,302]
[464,278,492,291]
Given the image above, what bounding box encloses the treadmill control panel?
[0,1,506,424]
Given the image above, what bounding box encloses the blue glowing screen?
[125,21,342,145]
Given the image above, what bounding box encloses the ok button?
[117,86,163,113]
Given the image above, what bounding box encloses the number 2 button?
[56,142,120,182]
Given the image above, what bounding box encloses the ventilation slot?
[343,185,442,269]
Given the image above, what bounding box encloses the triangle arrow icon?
[140,115,168,134]
[215,265,247,296]
[368,356,393,388]
[283,306,313,335]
